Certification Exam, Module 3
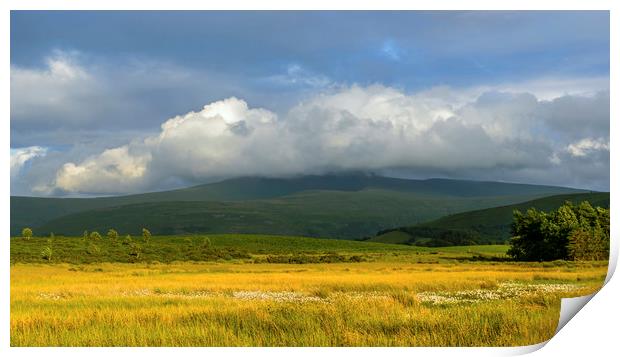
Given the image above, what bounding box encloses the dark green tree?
[508,201,609,261]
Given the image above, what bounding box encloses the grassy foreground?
[10,235,608,346]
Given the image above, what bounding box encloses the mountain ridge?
[11,174,588,238]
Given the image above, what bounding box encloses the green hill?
[371,192,609,246]
[12,174,586,238]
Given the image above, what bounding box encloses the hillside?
[370,192,610,246]
[11,174,586,238]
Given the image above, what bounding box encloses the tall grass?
[11,260,606,346]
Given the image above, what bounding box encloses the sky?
[10,11,610,196]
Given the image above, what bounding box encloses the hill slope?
[370,192,609,246]
[12,174,587,238]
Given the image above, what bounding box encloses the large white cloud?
[46,84,609,194]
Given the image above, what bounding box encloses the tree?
[21,227,33,240]
[508,201,609,261]
[90,231,102,241]
[129,242,142,262]
[142,228,151,243]
[41,238,53,261]
[41,246,53,261]
[107,229,119,242]
[568,228,608,261]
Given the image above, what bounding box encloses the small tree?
[41,246,53,261]
[41,238,53,261]
[22,227,33,240]
[90,231,102,241]
[142,228,151,243]
[129,242,142,262]
[107,229,119,242]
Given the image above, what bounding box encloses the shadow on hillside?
[444,254,513,263]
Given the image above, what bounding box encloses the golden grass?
[10,261,607,347]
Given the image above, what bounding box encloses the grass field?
[10,234,512,264]
[10,234,609,346]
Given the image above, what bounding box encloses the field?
[10,235,608,346]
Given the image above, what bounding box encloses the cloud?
[55,146,151,194]
[566,138,610,157]
[10,146,48,178]
[491,77,610,101]
[10,50,255,148]
[53,97,280,194]
[38,84,608,195]
[262,64,332,88]
[10,51,98,128]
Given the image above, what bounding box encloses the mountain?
[370,192,609,246]
[11,174,587,238]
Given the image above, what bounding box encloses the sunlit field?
[10,235,608,346]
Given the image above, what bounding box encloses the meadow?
[10,234,609,346]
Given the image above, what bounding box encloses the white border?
[2,1,616,356]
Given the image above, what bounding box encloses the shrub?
[142,228,151,243]
[41,246,53,261]
[107,229,119,242]
[122,235,132,245]
[90,231,102,241]
[21,227,33,240]
[86,243,101,255]
[129,242,142,261]
[348,255,366,263]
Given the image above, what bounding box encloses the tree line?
[19,227,153,262]
[508,201,609,261]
